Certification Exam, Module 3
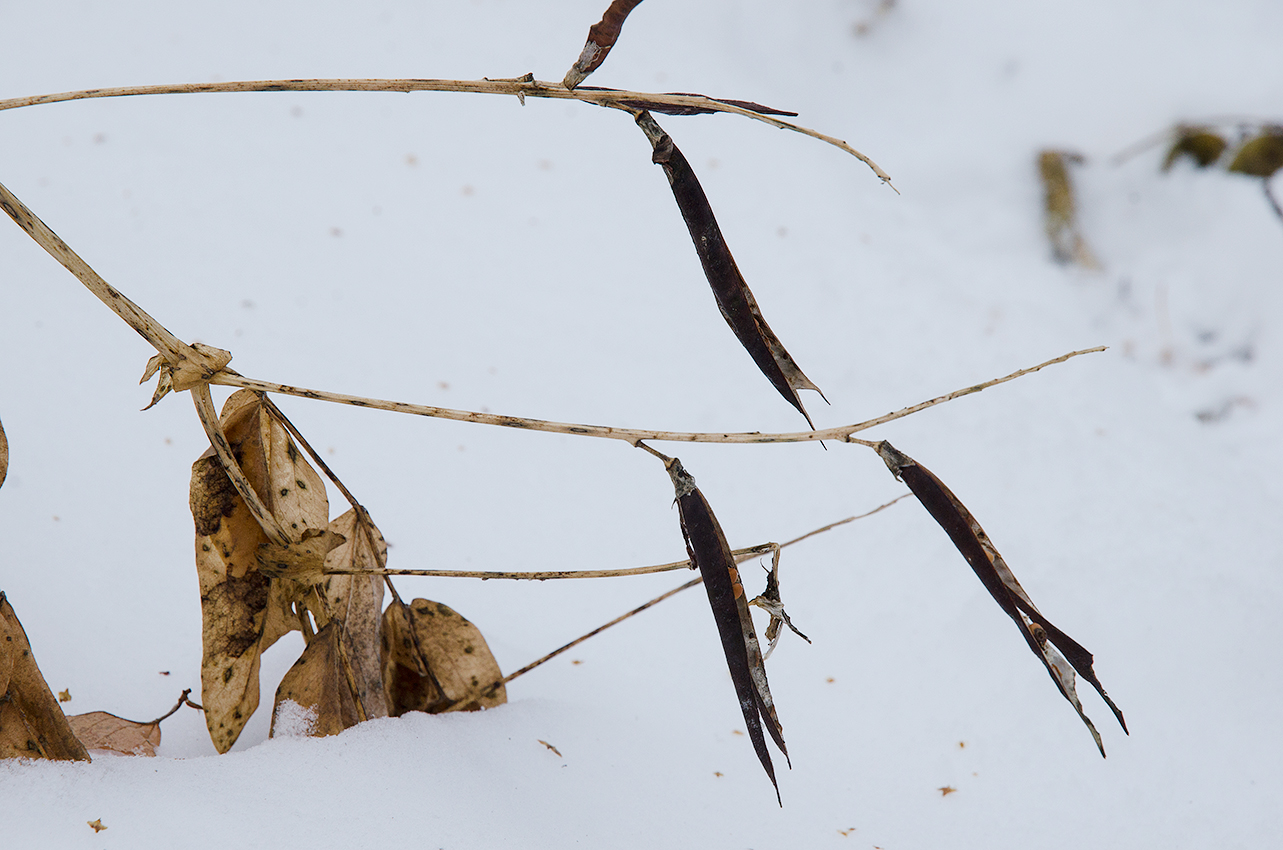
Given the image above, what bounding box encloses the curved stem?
[0,78,892,186]
[212,347,1104,446]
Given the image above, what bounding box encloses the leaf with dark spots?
[663,455,786,804]
[636,110,823,427]
[380,599,506,716]
[875,441,1125,755]
[0,593,91,761]
[271,621,362,738]
[563,0,645,90]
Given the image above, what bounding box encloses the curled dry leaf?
[1038,150,1098,269]
[271,621,362,738]
[562,0,645,90]
[662,455,787,804]
[190,389,329,753]
[0,593,91,761]
[636,110,823,427]
[875,441,1126,756]
[1162,127,1228,171]
[67,711,162,757]
[0,414,8,490]
[381,599,506,715]
[1228,128,1283,178]
[748,549,811,661]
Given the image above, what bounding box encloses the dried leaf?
[1162,127,1227,171]
[190,389,329,752]
[663,456,786,803]
[380,599,506,715]
[0,415,8,490]
[875,441,1126,755]
[307,508,389,720]
[87,819,106,833]
[0,593,91,761]
[748,552,811,660]
[577,86,797,117]
[270,621,361,738]
[67,711,162,757]
[636,110,823,427]
[1038,150,1098,268]
[1228,129,1283,178]
[562,0,645,90]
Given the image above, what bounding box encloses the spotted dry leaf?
[664,456,787,804]
[0,593,90,761]
[270,621,362,738]
[876,441,1126,755]
[563,0,645,90]
[67,711,162,757]
[190,389,330,753]
[380,599,506,715]
[637,110,823,427]
[0,414,8,490]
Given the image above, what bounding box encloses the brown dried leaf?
[636,110,823,427]
[664,456,786,803]
[380,599,506,715]
[66,711,161,757]
[270,621,360,738]
[307,508,389,720]
[876,441,1125,755]
[578,86,797,117]
[1038,150,1098,268]
[563,0,645,90]
[0,593,91,761]
[0,415,8,491]
[191,389,329,752]
[1162,127,1228,171]
[1228,129,1283,178]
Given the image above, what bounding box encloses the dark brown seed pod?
[563,0,646,90]
[876,441,1126,755]
[637,110,824,427]
[663,454,788,804]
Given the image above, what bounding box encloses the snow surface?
[2,0,1281,847]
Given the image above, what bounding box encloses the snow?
[1,0,1281,846]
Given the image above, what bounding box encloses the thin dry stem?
[213,347,1104,446]
[0,179,229,385]
[0,78,893,187]
[191,384,291,547]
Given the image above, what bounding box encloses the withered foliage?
[876,441,1126,755]
[1038,149,1098,268]
[637,109,823,426]
[563,0,645,90]
[272,622,363,737]
[67,711,162,757]
[1162,127,1228,171]
[578,86,797,117]
[191,390,331,752]
[381,599,506,715]
[662,454,787,803]
[1228,128,1283,179]
[0,415,7,490]
[0,593,90,761]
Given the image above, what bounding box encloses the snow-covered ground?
[2,1,1280,847]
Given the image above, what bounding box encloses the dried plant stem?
[190,384,291,547]
[0,78,892,185]
[214,347,1103,446]
[0,179,229,385]
[261,396,361,511]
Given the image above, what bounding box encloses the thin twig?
[114,689,204,726]
[780,493,912,547]
[261,396,362,512]
[1264,178,1283,226]
[326,543,777,581]
[0,78,892,186]
[213,347,1104,446]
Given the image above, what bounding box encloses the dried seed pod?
[563,0,645,90]
[876,441,1125,756]
[637,110,823,427]
[662,454,787,803]
[1162,127,1228,171]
